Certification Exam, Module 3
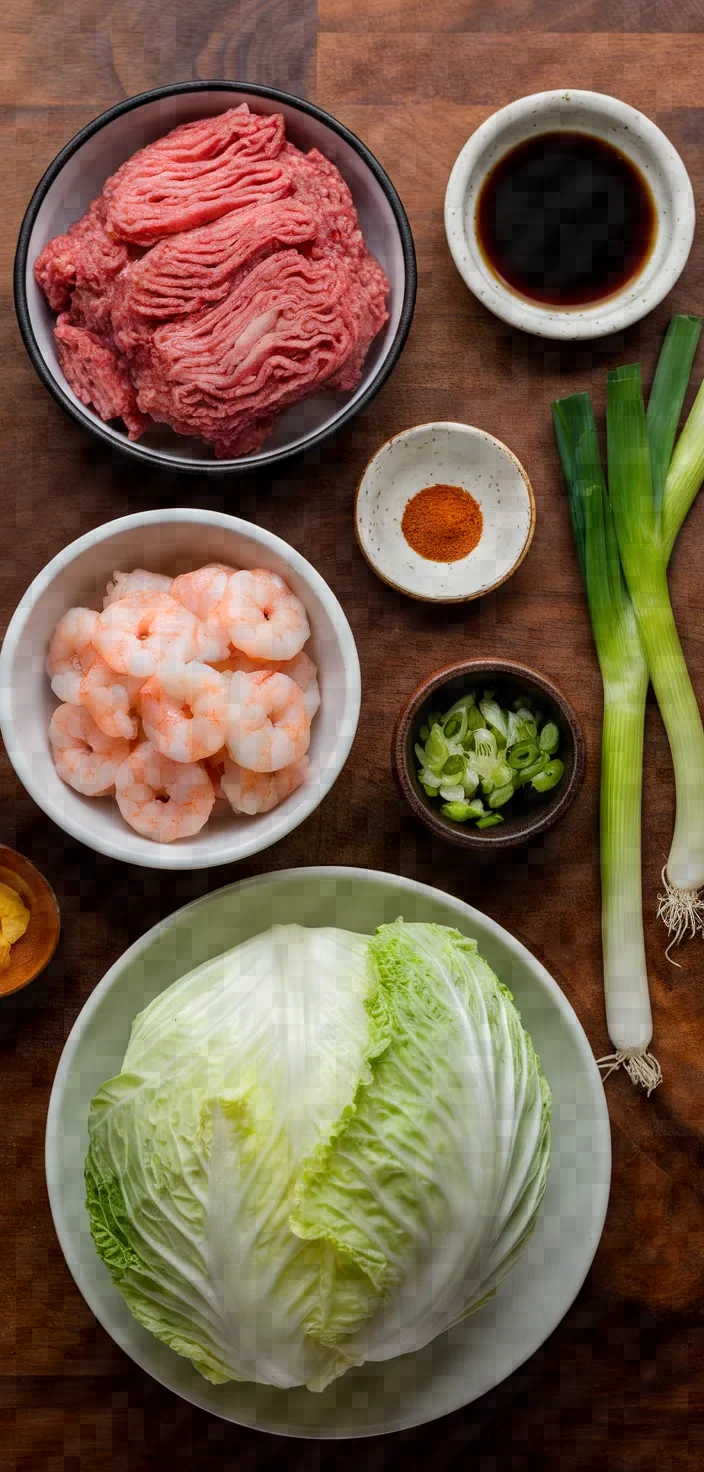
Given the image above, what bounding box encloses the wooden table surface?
[3,2,704,1468]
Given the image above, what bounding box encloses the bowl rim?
[45,863,611,1438]
[354,420,536,602]
[13,79,418,475]
[444,88,695,341]
[392,657,586,849]
[0,508,361,870]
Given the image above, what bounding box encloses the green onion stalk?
[608,356,704,945]
[552,315,704,1093]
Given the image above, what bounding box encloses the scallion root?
[657,865,704,958]
[597,1050,663,1095]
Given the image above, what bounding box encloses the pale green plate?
[46,867,611,1439]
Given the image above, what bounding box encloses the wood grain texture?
[2,0,704,1467]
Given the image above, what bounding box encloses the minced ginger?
[0,882,30,969]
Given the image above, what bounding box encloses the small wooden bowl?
[392,659,586,851]
[0,845,60,998]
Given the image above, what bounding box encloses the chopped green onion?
[414,686,563,829]
[488,782,514,809]
[539,722,560,755]
[476,814,504,829]
[530,759,564,792]
[439,783,465,802]
[441,799,485,823]
[479,696,508,741]
[462,768,480,796]
[508,741,539,770]
[516,753,549,785]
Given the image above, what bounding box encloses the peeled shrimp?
[221,754,309,816]
[104,569,173,607]
[49,703,131,796]
[46,608,99,704]
[139,661,230,763]
[170,564,235,662]
[115,740,215,842]
[218,569,310,661]
[79,656,143,740]
[170,564,237,621]
[226,669,310,773]
[216,649,321,721]
[93,592,203,677]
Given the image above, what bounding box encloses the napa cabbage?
[85,920,551,1391]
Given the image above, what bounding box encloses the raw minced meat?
[34,106,391,458]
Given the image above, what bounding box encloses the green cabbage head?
[85,920,551,1391]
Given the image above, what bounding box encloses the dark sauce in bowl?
[476,131,657,307]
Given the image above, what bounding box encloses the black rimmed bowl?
[14,81,417,476]
[392,659,586,851]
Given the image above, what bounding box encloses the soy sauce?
[476,132,657,307]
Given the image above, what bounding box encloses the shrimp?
[226,670,310,773]
[170,564,237,621]
[93,592,203,677]
[218,569,310,661]
[79,656,143,741]
[104,569,173,607]
[221,754,309,815]
[114,740,214,842]
[170,564,236,663]
[139,661,230,762]
[216,649,321,722]
[49,703,131,796]
[46,608,99,704]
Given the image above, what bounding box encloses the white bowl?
[355,421,535,601]
[14,81,416,473]
[45,865,611,1439]
[445,89,695,340]
[0,511,360,870]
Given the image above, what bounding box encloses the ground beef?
[34,105,390,458]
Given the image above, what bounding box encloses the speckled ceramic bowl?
[444,90,695,340]
[354,422,535,602]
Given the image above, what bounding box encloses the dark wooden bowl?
[392,658,586,851]
[0,846,60,998]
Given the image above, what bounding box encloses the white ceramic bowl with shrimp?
[0,511,361,870]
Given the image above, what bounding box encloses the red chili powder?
[401,483,483,562]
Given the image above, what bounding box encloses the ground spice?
[401,483,483,562]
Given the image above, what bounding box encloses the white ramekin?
[444,89,695,340]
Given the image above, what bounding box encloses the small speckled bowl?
[444,89,695,340]
[0,846,60,998]
[354,422,535,602]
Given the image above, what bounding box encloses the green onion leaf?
[646,314,702,520]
